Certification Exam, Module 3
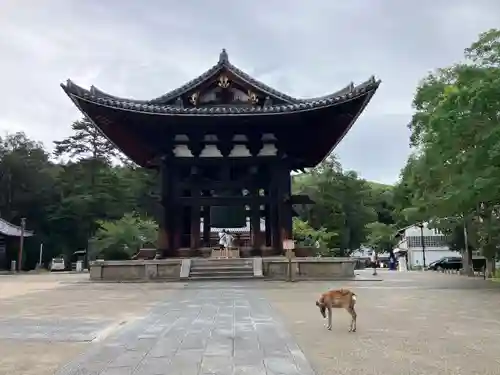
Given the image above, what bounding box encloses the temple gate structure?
[61,49,380,258]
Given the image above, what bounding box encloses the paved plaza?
[1,271,500,374]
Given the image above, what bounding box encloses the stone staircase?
[186,258,262,280]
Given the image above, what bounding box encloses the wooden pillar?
[202,204,211,247]
[157,216,169,253]
[190,204,201,250]
[172,204,181,253]
[159,157,171,258]
[264,203,271,247]
[250,188,262,251]
[169,162,181,255]
[271,162,291,253]
[269,185,280,251]
[282,171,293,240]
[190,166,201,251]
[190,206,200,250]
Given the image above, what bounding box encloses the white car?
[50,258,65,271]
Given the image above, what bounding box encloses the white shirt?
[219,232,226,246]
[226,233,234,248]
[370,251,377,263]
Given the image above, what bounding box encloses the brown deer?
[315,289,357,332]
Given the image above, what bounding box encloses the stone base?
[262,257,356,280]
[89,259,181,281]
[89,256,356,282]
[157,246,282,258]
[210,248,240,258]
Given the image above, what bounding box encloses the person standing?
[371,250,378,276]
[226,231,234,250]
[389,249,396,271]
[218,229,226,250]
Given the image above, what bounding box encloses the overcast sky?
[1,0,499,183]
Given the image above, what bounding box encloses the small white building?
[395,223,458,267]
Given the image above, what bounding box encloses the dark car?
[427,256,487,272]
[427,257,463,271]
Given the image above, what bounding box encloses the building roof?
[78,49,367,108]
[62,48,379,117]
[61,49,380,167]
[0,218,34,237]
[62,75,379,116]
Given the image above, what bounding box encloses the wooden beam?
[287,194,315,205]
[178,179,262,190]
[178,196,272,206]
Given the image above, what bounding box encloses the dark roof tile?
[62,77,380,116]
[75,49,339,106]
[62,51,381,116]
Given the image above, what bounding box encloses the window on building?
[406,236,448,248]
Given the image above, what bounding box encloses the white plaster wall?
[404,223,443,236]
[408,249,459,267]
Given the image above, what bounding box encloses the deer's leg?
[327,307,332,330]
[347,306,357,332]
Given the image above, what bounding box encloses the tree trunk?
[460,217,473,276]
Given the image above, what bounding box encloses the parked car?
[427,256,487,272]
[427,257,463,271]
[50,257,65,272]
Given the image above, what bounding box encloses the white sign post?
[283,239,295,282]
[38,243,43,269]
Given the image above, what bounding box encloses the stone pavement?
[3,271,500,375]
[56,288,315,375]
[0,317,112,342]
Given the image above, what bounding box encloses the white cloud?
[0,0,499,183]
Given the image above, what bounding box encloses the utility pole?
[418,222,426,268]
[18,217,26,271]
[463,218,472,276]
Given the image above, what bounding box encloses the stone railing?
[90,259,181,281]
[262,257,356,280]
[89,256,356,281]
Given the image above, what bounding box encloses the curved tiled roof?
[89,86,149,104]
[0,217,34,237]
[69,49,380,108]
[62,76,380,117]
[148,49,300,105]
[300,82,355,102]
[85,49,299,105]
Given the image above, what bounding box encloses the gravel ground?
[1,270,500,374]
[263,270,500,375]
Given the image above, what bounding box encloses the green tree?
[89,213,158,260]
[293,156,377,255]
[51,118,144,255]
[0,132,62,268]
[364,222,397,254]
[400,28,500,276]
[53,117,121,163]
[292,217,336,255]
[367,182,396,225]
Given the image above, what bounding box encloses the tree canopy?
[394,28,500,274]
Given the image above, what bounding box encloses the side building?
[0,217,34,270]
[395,223,457,268]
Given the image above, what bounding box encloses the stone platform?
[89,257,356,282]
[55,287,316,375]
